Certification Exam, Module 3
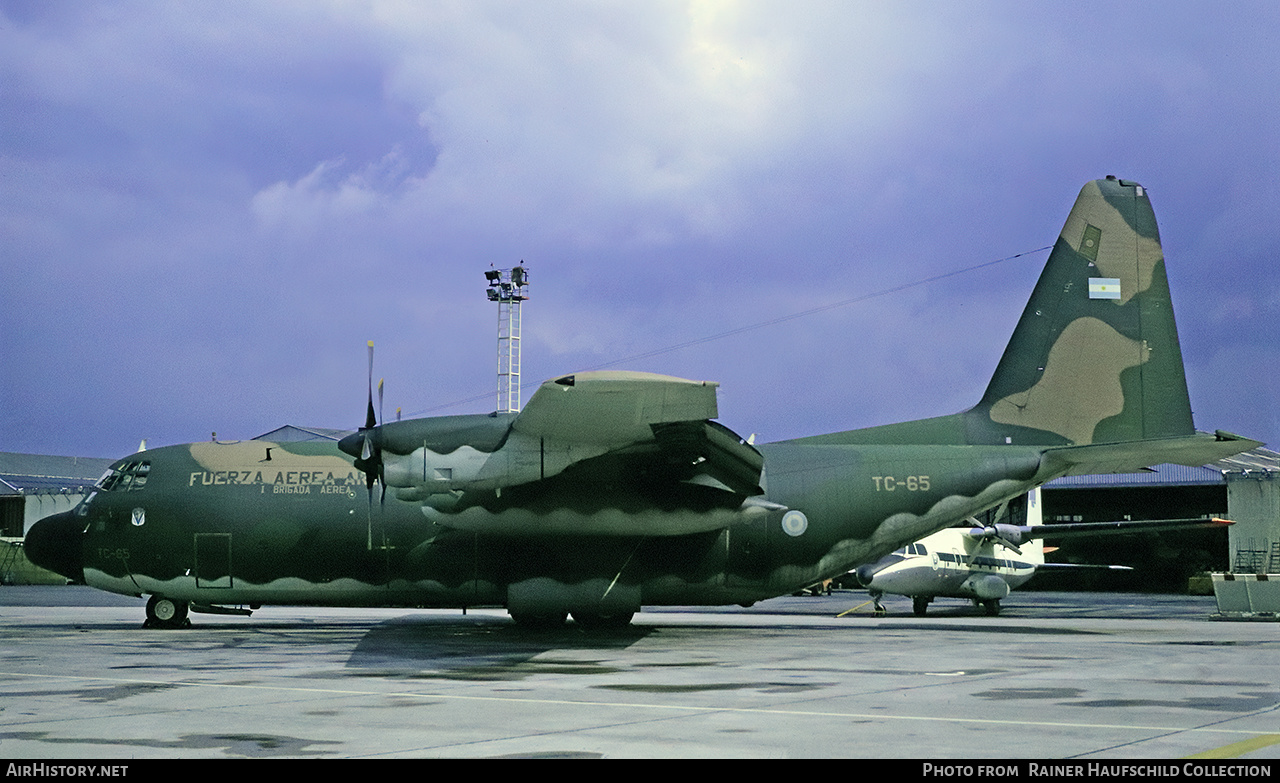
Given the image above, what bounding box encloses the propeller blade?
[365,341,377,430]
[354,341,382,493]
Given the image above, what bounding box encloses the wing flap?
[653,420,764,496]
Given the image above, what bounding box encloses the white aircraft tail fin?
[1024,488,1045,565]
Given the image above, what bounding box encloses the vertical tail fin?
[1024,487,1045,566]
[966,177,1193,446]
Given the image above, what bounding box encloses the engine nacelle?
[962,573,1011,600]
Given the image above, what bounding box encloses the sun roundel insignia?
[781,510,808,537]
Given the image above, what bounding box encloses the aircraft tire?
[912,596,929,617]
[508,610,568,629]
[983,599,1001,616]
[570,610,635,630]
[145,595,190,629]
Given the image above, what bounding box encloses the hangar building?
[1034,447,1280,592]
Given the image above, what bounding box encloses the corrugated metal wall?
[1226,472,1280,572]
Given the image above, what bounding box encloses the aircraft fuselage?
[54,436,1045,613]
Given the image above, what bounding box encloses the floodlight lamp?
[485,269,502,282]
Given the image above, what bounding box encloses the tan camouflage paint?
[1059,180,1162,305]
[989,316,1150,444]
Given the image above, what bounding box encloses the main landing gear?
[908,596,1000,616]
[145,595,190,629]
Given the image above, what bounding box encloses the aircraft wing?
[382,371,765,523]
[1021,517,1233,540]
[966,517,1232,548]
[391,371,767,537]
[507,371,764,496]
[513,371,720,444]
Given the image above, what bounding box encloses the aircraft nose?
[23,511,85,582]
[854,563,880,587]
[855,553,904,587]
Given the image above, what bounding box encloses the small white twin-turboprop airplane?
[853,489,1232,616]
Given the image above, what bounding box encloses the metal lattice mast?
[485,264,529,413]
[497,296,521,412]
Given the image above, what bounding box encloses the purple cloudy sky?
[3,2,1277,459]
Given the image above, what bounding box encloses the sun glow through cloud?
[2,1,1276,456]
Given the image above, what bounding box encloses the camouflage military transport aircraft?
[25,177,1260,628]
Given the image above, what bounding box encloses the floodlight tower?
[484,264,529,413]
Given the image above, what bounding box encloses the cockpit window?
[75,490,98,517]
[96,461,151,492]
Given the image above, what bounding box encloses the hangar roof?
[253,425,352,442]
[0,453,115,496]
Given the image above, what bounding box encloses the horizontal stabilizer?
[1037,563,1134,571]
[1037,431,1263,479]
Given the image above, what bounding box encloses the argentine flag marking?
[1088,278,1121,299]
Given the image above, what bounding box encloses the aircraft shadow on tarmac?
[341,606,1117,678]
[346,614,654,676]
